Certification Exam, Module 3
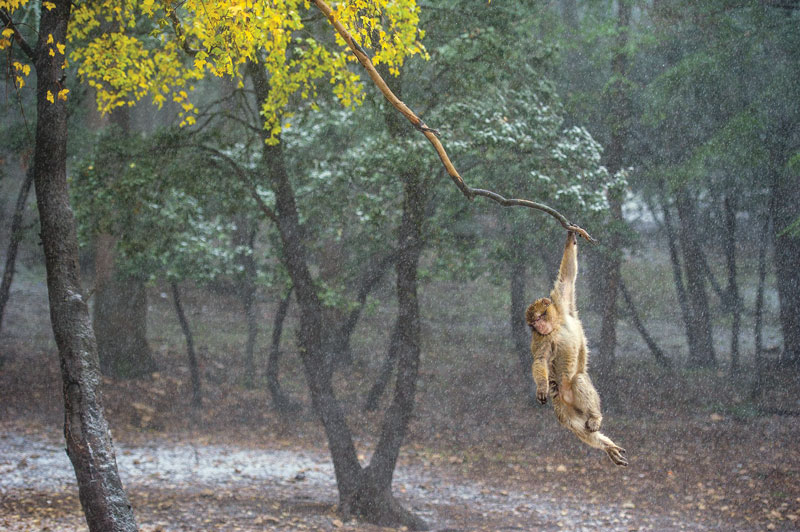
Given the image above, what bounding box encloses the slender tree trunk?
[751,208,772,400]
[267,287,299,414]
[659,188,694,359]
[773,172,800,368]
[0,165,34,336]
[234,224,259,388]
[618,280,671,368]
[170,281,201,408]
[674,189,716,367]
[723,195,740,373]
[596,0,631,372]
[32,2,137,529]
[510,255,536,404]
[364,324,400,412]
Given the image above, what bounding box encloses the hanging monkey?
[526,232,628,467]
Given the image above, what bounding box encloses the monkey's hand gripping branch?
[309,0,595,243]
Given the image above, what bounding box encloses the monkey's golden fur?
[525,232,627,467]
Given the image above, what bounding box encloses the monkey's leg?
[569,372,603,432]
[554,400,627,467]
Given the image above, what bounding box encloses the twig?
[309,0,595,242]
[0,8,36,61]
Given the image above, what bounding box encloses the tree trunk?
[92,106,155,379]
[618,279,671,368]
[0,165,34,336]
[93,234,155,378]
[751,207,772,400]
[773,171,800,368]
[248,60,424,528]
[723,195,740,373]
[32,2,138,529]
[234,224,259,388]
[351,169,426,530]
[170,281,202,408]
[674,189,716,367]
[596,0,631,372]
[266,287,299,414]
[510,255,536,405]
[659,188,694,358]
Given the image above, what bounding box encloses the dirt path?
[1,427,709,531]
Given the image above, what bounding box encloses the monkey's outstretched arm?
[552,232,578,316]
[531,340,551,405]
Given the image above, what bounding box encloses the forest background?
[1,0,799,531]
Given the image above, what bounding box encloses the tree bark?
[674,189,716,367]
[31,2,138,529]
[170,281,202,408]
[0,165,34,336]
[723,195,741,373]
[596,0,631,372]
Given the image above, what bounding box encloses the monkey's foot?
[605,445,628,467]
[536,389,548,405]
[586,415,602,432]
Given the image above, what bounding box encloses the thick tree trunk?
[266,287,299,414]
[723,195,741,373]
[595,0,631,372]
[364,324,400,412]
[93,234,155,378]
[510,255,536,405]
[92,106,155,379]
[773,172,800,368]
[0,165,34,336]
[674,190,716,367]
[170,281,202,408]
[32,2,137,529]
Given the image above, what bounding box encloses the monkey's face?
[525,298,553,336]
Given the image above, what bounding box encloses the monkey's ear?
[542,297,552,308]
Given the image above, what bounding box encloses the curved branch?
[310,0,595,242]
[186,143,279,224]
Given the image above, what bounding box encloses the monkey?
[525,232,628,467]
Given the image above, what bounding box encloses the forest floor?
[1,274,799,531]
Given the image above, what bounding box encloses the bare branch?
[1,8,36,61]
[310,0,596,242]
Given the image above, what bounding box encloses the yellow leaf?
[46,90,55,103]
[58,88,70,101]
[15,76,25,88]
[57,42,65,55]
[43,1,56,10]
[49,47,55,56]
[47,33,54,44]
[1,28,14,38]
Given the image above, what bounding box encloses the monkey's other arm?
[531,339,551,404]
[552,231,578,316]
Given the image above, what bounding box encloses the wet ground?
[0,425,710,531]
